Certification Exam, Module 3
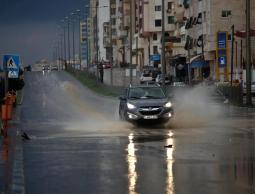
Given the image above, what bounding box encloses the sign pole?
[246,0,252,106]
[230,25,235,86]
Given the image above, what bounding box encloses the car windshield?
[128,87,166,99]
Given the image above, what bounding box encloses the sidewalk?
[0,126,16,194]
[0,105,25,194]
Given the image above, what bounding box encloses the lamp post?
[61,19,67,70]
[246,0,252,106]
[60,31,64,70]
[161,0,166,90]
[71,12,76,70]
[129,0,133,84]
[77,9,82,70]
[65,16,71,69]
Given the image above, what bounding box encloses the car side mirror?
[119,95,126,101]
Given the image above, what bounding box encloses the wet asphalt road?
[20,71,255,194]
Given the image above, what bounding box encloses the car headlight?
[127,102,136,110]
[164,102,172,108]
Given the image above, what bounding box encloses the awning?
[235,29,255,38]
[191,60,208,68]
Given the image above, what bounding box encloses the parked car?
[155,74,171,85]
[51,65,58,71]
[119,84,174,123]
[172,81,186,87]
[102,62,112,69]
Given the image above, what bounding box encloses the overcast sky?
[0,0,89,66]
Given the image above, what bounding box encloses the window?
[155,19,161,27]
[222,10,231,17]
[153,46,158,54]
[110,8,115,15]
[153,33,157,41]
[155,5,161,11]
[168,16,175,24]
[111,18,116,25]
[168,2,173,10]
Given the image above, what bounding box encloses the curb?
[9,130,25,194]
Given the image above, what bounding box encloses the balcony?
[118,30,128,38]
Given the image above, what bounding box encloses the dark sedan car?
[119,85,173,123]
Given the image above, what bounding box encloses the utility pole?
[246,0,252,106]
[62,20,67,70]
[161,0,166,90]
[86,16,90,70]
[129,0,133,84]
[96,1,99,82]
[109,0,113,86]
[230,25,234,86]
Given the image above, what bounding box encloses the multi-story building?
[130,0,186,81]
[89,0,98,67]
[98,0,110,62]
[109,0,117,65]
[80,21,88,69]
[183,0,255,81]
[103,22,112,60]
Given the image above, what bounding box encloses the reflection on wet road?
[127,133,138,194]
[20,71,255,194]
[166,131,174,194]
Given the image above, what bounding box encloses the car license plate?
[144,115,158,119]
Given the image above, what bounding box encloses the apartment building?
[98,0,110,62]
[184,0,255,81]
[80,21,88,69]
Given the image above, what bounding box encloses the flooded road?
[20,71,255,194]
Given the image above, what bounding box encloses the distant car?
[172,82,186,87]
[42,66,50,71]
[243,82,255,96]
[119,85,174,123]
[155,74,170,85]
[51,66,58,71]
[102,62,112,69]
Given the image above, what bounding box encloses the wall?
[103,68,139,86]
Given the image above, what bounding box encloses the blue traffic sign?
[150,55,161,61]
[217,32,227,49]
[3,55,20,78]
[218,56,227,68]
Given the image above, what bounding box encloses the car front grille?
[139,107,162,116]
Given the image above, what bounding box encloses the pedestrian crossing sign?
[8,70,19,78]
[3,55,20,78]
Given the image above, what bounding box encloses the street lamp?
[246,0,252,106]
[61,19,67,70]
[129,0,133,84]
[71,12,76,70]
[65,16,71,69]
[76,9,82,70]
[161,0,166,91]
